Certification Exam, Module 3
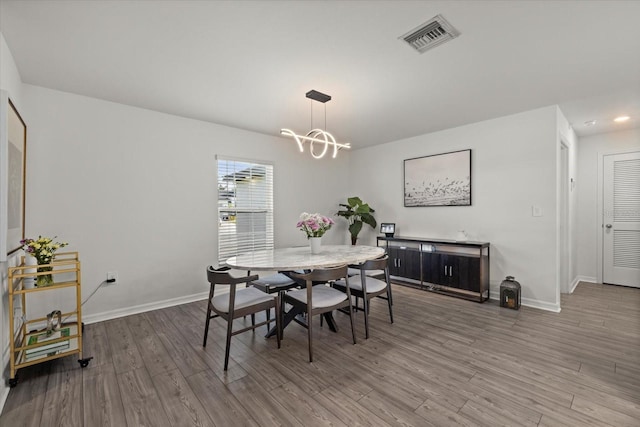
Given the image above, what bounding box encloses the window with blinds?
[217,157,274,265]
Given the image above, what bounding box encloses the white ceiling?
[1,0,639,149]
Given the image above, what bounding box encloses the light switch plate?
[532,206,543,217]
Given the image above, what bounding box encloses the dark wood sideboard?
[377,236,490,302]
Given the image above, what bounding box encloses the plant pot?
[351,236,358,245]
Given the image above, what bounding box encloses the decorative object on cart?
[297,212,334,254]
[46,309,62,334]
[500,276,521,310]
[280,89,351,159]
[25,326,71,359]
[21,235,68,287]
[380,223,396,238]
[336,197,377,245]
[404,149,471,207]
[0,91,27,260]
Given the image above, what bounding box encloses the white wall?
[0,30,24,413]
[576,128,640,282]
[348,106,562,311]
[20,83,350,322]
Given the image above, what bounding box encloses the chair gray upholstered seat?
[212,287,277,313]
[286,285,348,309]
[335,275,387,293]
[251,273,296,290]
[347,267,384,277]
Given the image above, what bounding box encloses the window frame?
[216,155,274,265]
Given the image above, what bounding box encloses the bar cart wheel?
[9,376,18,388]
[78,357,93,368]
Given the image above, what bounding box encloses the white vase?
[309,237,322,254]
[24,254,37,289]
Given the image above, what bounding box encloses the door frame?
[558,141,570,294]
[596,148,640,284]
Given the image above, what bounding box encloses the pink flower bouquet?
[296,212,334,238]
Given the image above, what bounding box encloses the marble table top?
[225,245,385,271]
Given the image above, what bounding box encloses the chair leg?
[348,301,357,345]
[275,299,282,349]
[251,313,256,328]
[203,305,212,347]
[307,310,313,362]
[277,291,285,341]
[362,293,370,339]
[266,308,271,329]
[224,316,234,371]
[387,287,394,323]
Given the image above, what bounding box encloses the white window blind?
[217,157,274,265]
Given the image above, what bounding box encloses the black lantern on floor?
[500,276,521,310]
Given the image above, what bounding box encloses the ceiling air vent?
[400,14,460,53]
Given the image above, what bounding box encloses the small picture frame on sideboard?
[380,223,395,238]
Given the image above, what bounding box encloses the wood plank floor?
[2,282,639,426]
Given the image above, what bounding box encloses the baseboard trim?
[0,385,9,418]
[1,342,10,412]
[82,291,210,325]
[570,275,597,293]
[520,297,561,313]
[489,285,561,313]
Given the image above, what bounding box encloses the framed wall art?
[1,90,27,260]
[404,149,471,207]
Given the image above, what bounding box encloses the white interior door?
[603,151,640,287]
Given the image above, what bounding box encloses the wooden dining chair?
[333,255,393,339]
[203,266,281,370]
[249,273,298,334]
[285,265,356,362]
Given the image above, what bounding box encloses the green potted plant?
[336,197,377,245]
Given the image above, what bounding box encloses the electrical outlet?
[107,271,118,283]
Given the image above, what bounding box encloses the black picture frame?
[1,92,27,260]
[404,149,471,207]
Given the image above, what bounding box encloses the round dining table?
[225,244,385,271]
[225,244,385,337]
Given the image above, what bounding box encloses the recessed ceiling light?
[614,116,630,122]
[584,120,596,126]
